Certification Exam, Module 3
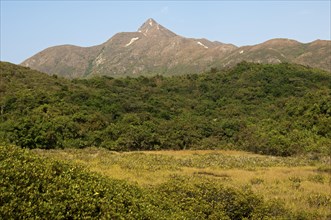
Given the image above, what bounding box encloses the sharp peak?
[144,18,158,25]
[138,18,161,31]
[137,18,176,37]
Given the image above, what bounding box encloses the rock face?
[21,18,330,78]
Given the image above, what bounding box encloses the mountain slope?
[21,18,330,78]
[218,39,331,71]
[21,18,236,78]
[22,45,103,78]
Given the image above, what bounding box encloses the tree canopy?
[0,61,330,156]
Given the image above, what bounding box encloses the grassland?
[34,148,331,218]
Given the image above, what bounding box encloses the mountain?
[21,18,330,78]
[216,39,331,71]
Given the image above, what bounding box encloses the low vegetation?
[2,145,330,219]
[1,61,330,156]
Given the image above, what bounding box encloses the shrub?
[0,145,159,219]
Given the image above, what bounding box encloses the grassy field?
[34,148,331,218]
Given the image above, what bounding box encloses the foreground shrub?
[0,145,158,219]
[151,176,300,219]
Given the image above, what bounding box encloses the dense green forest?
[0,61,330,156]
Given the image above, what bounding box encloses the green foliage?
[0,146,157,219]
[1,61,330,156]
[153,176,262,219]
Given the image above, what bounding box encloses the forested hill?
[0,61,330,156]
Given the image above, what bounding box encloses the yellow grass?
[34,148,331,218]
[141,149,263,157]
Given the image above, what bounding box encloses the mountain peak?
[138,18,158,32]
[137,18,176,37]
[147,18,158,26]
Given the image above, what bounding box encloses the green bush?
[152,176,297,219]
[0,145,159,219]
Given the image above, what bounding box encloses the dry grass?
[34,148,331,218]
[141,149,259,157]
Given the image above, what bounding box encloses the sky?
[1,1,330,64]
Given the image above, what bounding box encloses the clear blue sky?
[1,1,330,64]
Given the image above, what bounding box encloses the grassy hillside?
[1,145,330,219]
[0,61,330,156]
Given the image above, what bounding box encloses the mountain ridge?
[21,18,330,78]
